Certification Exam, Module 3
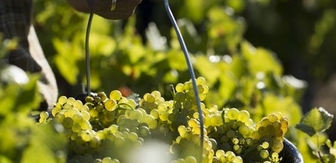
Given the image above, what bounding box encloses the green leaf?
[296,107,334,136]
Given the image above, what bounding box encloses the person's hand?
[67,0,142,20]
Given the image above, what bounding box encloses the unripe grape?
[67,97,76,105]
[105,99,117,111]
[237,110,250,122]
[39,111,49,123]
[90,136,101,148]
[109,90,122,100]
[51,106,61,116]
[62,117,74,128]
[233,156,243,163]
[175,92,186,102]
[271,138,284,153]
[97,92,107,101]
[89,109,99,118]
[260,149,269,159]
[196,77,206,85]
[238,123,251,136]
[80,131,92,142]
[184,156,197,163]
[71,124,81,133]
[226,130,236,138]
[58,96,68,105]
[226,108,239,120]
[129,109,143,121]
[80,121,92,130]
[144,93,156,103]
[85,96,94,103]
[102,157,113,163]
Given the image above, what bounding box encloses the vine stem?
[85,12,94,94]
[164,0,204,161]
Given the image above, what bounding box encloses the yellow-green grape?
[85,96,95,103]
[260,149,269,159]
[178,125,188,138]
[151,90,161,99]
[237,110,250,122]
[175,83,184,92]
[66,97,76,105]
[80,131,92,142]
[79,121,92,130]
[175,92,186,102]
[128,132,138,141]
[139,125,150,137]
[109,90,122,100]
[55,112,65,123]
[226,130,236,138]
[144,93,156,103]
[183,81,192,91]
[39,111,49,123]
[94,158,102,163]
[71,124,82,133]
[63,103,73,110]
[232,138,239,145]
[104,99,117,111]
[159,111,169,121]
[226,108,239,120]
[65,108,80,118]
[238,123,251,136]
[98,92,108,102]
[225,151,236,161]
[271,138,284,153]
[73,100,83,109]
[261,142,270,149]
[101,157,113,163]
[51,106,61,117]
[58,96,68,105]
[62,117,74,128]
[108,124,118,134]
[89,136,101,148]
[188,119,199,128]
[142,115,157,129]
[72,113,83,123]
[129,109,143,121]
[89,109,99,118]
[79,105,89,112]
[267,113,279,123]
[196,76,206,85]
[81,111,90,121]
[150,109,159,119]
[184,156,197,163]
[127,99,137,109]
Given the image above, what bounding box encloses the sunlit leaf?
[296,107,334,136]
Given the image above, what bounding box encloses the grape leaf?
[296,107,334,136]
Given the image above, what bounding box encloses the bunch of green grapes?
[39,77,289,163]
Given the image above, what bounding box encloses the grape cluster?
[40,77,289,163]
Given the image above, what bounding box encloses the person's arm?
[67,0,142,19]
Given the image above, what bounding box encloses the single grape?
[144,93,156,103]
[39,111,49,123]
[260,149,269,159]
[58,96,68,105]
[184,156,197,163]
[175,83,185,92]
[196,76,206,85]
[105,99,117,111]
[109,90,122,100]
[226,108,239,120]
[237,110,250,122]
[271,138,284,153]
